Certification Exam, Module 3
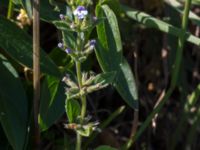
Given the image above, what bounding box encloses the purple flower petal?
[73,6,88,20]
[65,48,71,54]
[90,39,96,46]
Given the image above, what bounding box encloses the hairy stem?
[75,32,87,150]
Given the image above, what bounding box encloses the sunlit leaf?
[96,4,138,109]
[122,4,200,46]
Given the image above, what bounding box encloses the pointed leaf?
[96,5,138,109]
[96,4,123,67]
[39,76,65,131]
[65,99,81,123]
[62,30,76,50]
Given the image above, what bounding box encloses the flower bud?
[73,6,88,20]
[59,14,65,20]
[58,42,64,49]
[65,48,72,54]
[89,39,96,49]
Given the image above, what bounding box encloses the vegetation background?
[0,0,200,150]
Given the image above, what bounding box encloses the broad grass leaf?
[122,5,200,47]
[0,54,28,150]
[0,16,61,78]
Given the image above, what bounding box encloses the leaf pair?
[65,72,116,123]
[96,4,138,109]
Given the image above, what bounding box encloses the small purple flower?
[65,48,71,54]
[59,14,65,20]
[73,6,88,20]
[89,39,96,49]
[90,39,96,45]
[58,42,64,49]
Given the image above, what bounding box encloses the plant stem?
[7,0,13,19]
[123,0,192,149]
[171,0,191,88]
[75,61,87,150]
[76,133,82,150]
[75,32,87,150]
[33,0,40,149]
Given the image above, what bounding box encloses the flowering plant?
[55,1,119,149]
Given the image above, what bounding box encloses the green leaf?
[20,0,66,22]
[62,30,76,50]
[0,54,28,150]
[22,0,32,17]
[53,21,73,31]
[0,16,61,78]
[121,4,200,46]
[96,4,138,109]
[39,76,66,131]
[40,0,66,22]
[93,72,116,85]
[99,0,121,15]
[49,47,73,67]
[166,0,200,27]
[96,4,122,67]
[12,0,21,4]
[95,145,117,150]
[53,21,77,50]
[114,58,138,108]
[65,99,81,123]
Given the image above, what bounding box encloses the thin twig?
[33,0,40,149]
[130,111,139,138]
[152,90,165,129]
